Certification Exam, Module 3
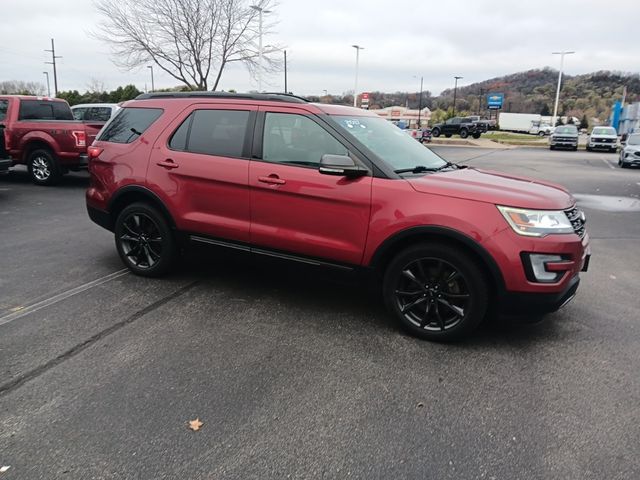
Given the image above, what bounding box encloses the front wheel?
[28,149,61,186]
[114,203,176,277]
[383,244,489,341]
[459,129,469,139]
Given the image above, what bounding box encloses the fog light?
[527,254,563,283]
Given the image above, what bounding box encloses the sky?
[1,0,639,97]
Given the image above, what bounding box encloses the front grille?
[565,206,586,239]
[592,138,613,143]
[554,137,577,142]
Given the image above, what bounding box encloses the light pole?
[452,76,463,116]
[147,65,155,92]
[551,51,574,126]
[251,5,271,92]
[352,45,364,107]
[413,75,424,127]
[42,71,51,97]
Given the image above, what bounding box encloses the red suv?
[86,93,590,341]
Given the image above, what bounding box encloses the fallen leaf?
[0,466,10,473]
[416,402,424,408]
[188,418,203,432]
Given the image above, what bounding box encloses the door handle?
[258,174,286,185]
[156,159,179,169]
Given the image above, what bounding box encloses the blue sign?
[487,93,504,109]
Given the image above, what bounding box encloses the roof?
[71,103,120,109]
[134,91,309,104]
[0,95,67,102]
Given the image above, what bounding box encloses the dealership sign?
[487,93,504,109]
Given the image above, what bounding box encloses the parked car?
[586,126,618,152]
[87,92,590,341]
[549,125,579,150]
[431,117,487,139]
[0,95,104,185]
[71,103,120,122]
[618,133,640,168]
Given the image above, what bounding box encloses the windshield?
[592,127,616,135]
[627,134,640,145]
[331,116,446,171]
[555,126,578,134]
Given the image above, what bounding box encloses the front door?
[249,108,373,265]
[149,104,256,243]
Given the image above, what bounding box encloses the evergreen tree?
[579,114,589,130]
[540,104,551,116]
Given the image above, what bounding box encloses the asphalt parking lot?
[1,147,639,479]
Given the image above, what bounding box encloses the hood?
[590,134,617,139]
[624,144,640,152]
[407,168,574,210]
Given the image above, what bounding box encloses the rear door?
[0,99,8,157]
[148,103,256,243]
[249,107,372,265]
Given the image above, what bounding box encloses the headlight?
[497,206,574,237]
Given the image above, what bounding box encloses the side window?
[168,114,192,151]
[53,102,73,120]
[262,112,348,167]
[182,109,250,158]
[19,101,54,120]
[85,107,112,122]
[98,107,163,144]
[72,108,86,121]
[0,100,8,121]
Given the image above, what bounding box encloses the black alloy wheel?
[115,203,175,277]
[383,244,488,341]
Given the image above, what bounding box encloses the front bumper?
[550,138,578,148]
[589,140,617,150]
[500,274,581,315]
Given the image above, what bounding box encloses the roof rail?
[134,91,308,103]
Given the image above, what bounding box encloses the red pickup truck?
[0,95,103,185]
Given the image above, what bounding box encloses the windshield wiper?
[394,162,460,174]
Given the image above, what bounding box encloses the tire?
[114,202,176,277]
[445,134,452,138]
[431,128,441,138]
[550,145,555,150]
[538,131,545,137]
[459,128,469,139]
[28,149,61,186]
[472,133,481,139]
[586,146,591,151]
[383,243,489,342]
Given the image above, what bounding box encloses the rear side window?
[98,107,163,144]
[0,100,8,121]
[72,108,87,120]
[170,109,250,158]
[18,100,73,120]
[85,107,112,121]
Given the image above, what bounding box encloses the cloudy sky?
[1,0,639,96]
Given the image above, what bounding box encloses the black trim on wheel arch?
[87,205,113,231]
[108,185,177,230]
[370,226,506,294]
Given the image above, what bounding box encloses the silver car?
[619,133,640,168]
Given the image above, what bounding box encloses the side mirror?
[319,154,367,177]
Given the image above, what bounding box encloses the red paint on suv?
[86,93,590,341]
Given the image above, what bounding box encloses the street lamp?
[42,71,51,97]
[352,45,364,107]
[452,76,463,116]
[551,51,575,126]
[413,75,424,127]
[147,65,155,92]
[251,5,272,92]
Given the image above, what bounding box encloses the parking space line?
[0,269,129,327]
[600,156,615,170]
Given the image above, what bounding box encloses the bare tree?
[0,81,46,95]
[93,0,280,91]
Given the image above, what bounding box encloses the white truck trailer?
[498,113,553,135]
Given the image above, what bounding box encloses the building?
[369,106,431,128]
[617,101,640,135]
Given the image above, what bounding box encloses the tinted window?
[19,100,73,120]
[85,107,113,121]
[555,126,578,134]
[98,107,163,143]
[72,108,87,120]
[169,114,192,151]
[263,113,348,167]
[186,109,249,157]
[0,100,8,121]
[591,127,616,135]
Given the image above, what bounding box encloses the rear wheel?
[383,244,489,341]
[538,131,545,137]
[431,128,441,137]
[114,203,176,277]
[28,149,61,186]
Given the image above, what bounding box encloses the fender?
[17,131,59,162]
[369,225,506,294]
[108,184,177,229]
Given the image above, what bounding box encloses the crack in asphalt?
[0,281,200,397]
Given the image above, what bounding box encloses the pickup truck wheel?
[459,129,469,139]
[115,203,175,277]
[28,149,61,186]
[538,131,545,137]
[431,128,441,137]
[383,243,488,341]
